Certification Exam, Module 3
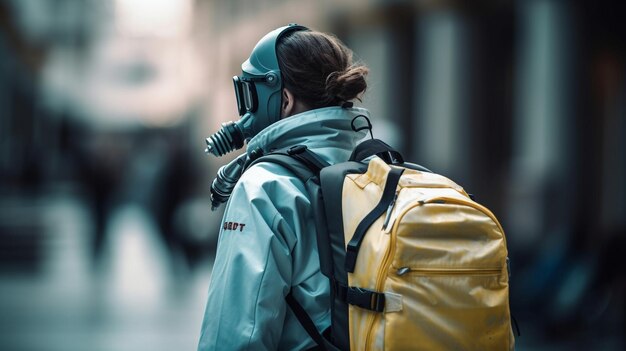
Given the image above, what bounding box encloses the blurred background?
[0,0,623,350]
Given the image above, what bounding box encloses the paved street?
[0,195,213,351]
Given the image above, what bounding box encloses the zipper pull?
[383,190,399,231]
[397,267,411,276]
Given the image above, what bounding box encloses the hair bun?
[325,64,369,104]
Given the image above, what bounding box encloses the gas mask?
[206,24,308,209]
[205,24,308,157]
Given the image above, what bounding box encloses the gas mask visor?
[233,75,261,116]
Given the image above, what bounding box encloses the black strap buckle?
[333,281,384,312]
[346,286,385,312]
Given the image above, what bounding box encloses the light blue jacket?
[198,106,368,350]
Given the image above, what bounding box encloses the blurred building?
[1,0,625,350]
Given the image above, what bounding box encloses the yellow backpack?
[251,139,516,350]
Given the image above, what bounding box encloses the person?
[198,24,369,350]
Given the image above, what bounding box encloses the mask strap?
[351,114,374,140]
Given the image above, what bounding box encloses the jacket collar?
[246,106,369,157]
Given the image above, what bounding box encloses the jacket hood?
[246,106,370,162]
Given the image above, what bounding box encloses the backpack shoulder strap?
[286,290,341,351]
[318,161,368,349]
[245,145,329,181]
[350,138,404,164]
[350,138,433,173]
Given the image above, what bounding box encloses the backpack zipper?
[396,267,502,276]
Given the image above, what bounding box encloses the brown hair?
[277,30,369,109]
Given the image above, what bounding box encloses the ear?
[281,88,295,118]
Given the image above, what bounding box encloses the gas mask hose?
[209,153,248,210]
[205,121,246,157]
